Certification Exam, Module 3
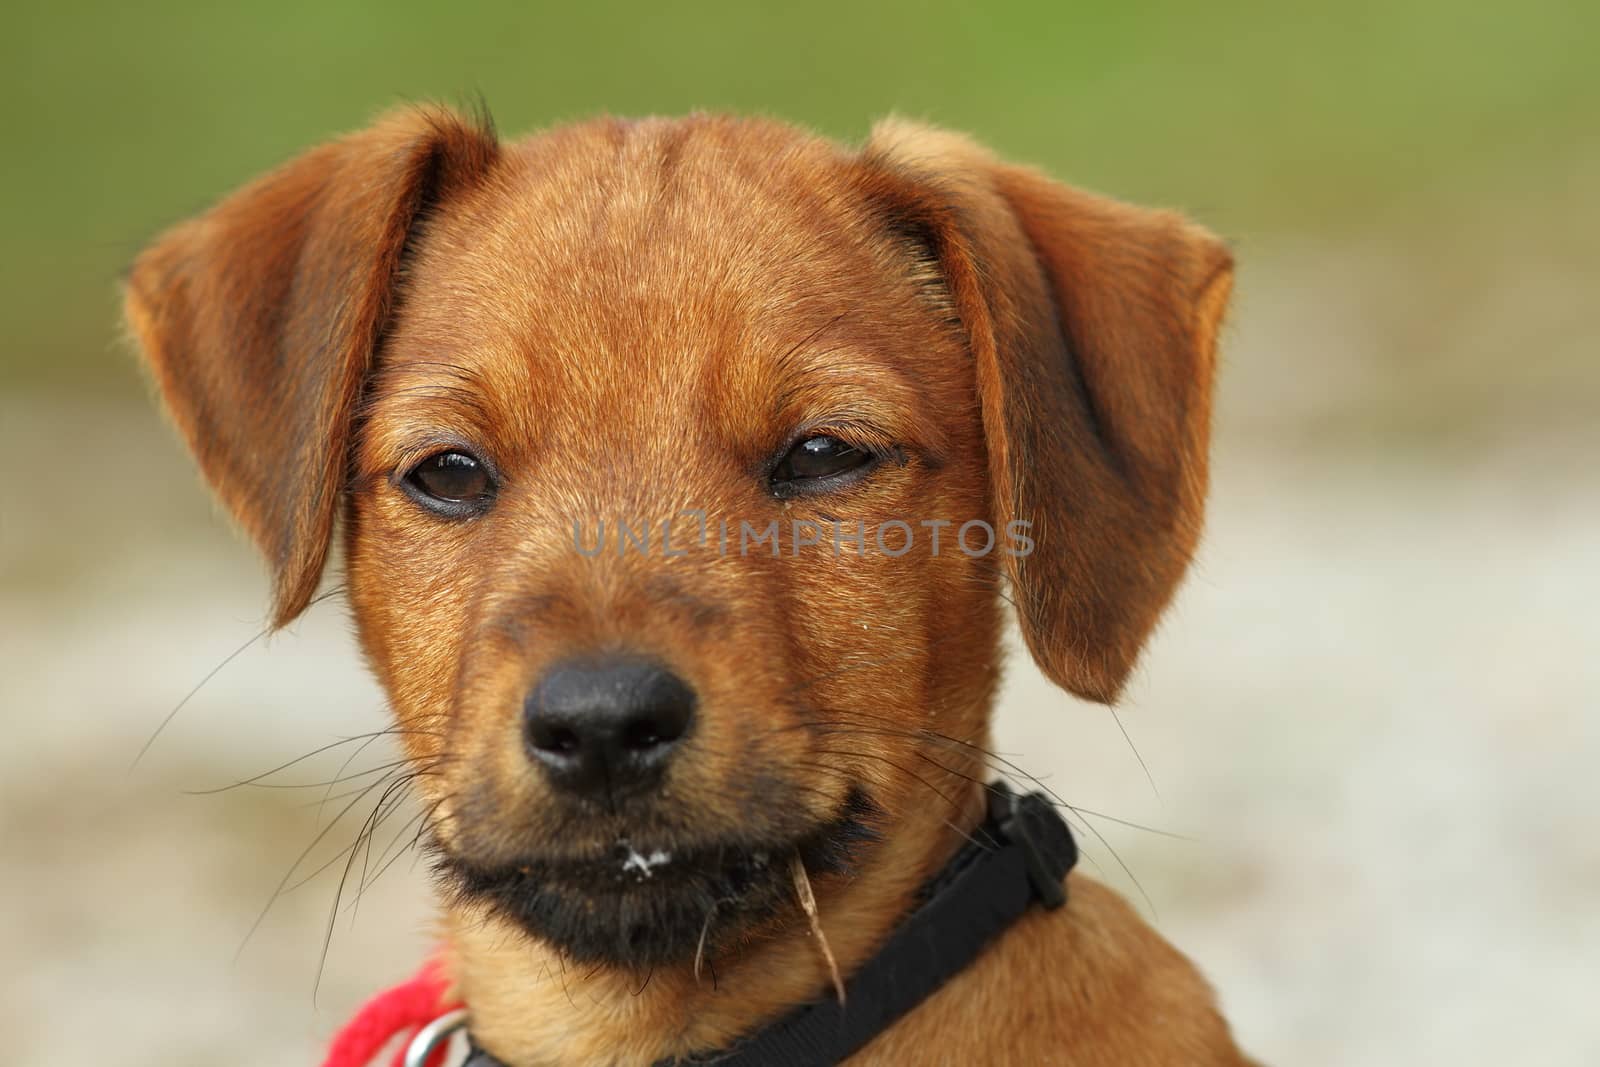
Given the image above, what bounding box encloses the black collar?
[464,784,1077,1067]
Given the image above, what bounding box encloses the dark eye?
[403,450,494,514]
[770,435,874,494]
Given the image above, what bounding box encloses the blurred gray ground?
[3,228,1598,1065]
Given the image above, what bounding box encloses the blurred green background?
[5,3,1598,1064]
[7,0,1597,404]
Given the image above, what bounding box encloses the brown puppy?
[126,107,1246,1065]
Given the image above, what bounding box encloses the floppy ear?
[859,120,1234,703]
[124,107,498,627]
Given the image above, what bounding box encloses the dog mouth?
[434,789,879,969]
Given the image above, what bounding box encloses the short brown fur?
[128,107,1248,1065]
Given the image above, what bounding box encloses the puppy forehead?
[375,117,948,444]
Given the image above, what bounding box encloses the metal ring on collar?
[404,1007,469,1067]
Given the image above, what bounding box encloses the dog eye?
[404,450,494,513]
[771,435,873,491]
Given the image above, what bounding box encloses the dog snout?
[523,655,696,800]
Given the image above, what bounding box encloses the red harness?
[322,955,461,1067]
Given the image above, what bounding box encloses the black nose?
[524,656,696,800]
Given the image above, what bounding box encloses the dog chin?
[435,790,879,969]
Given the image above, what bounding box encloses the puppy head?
[126,108,1231,969]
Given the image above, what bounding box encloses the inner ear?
[856,178,966,336]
